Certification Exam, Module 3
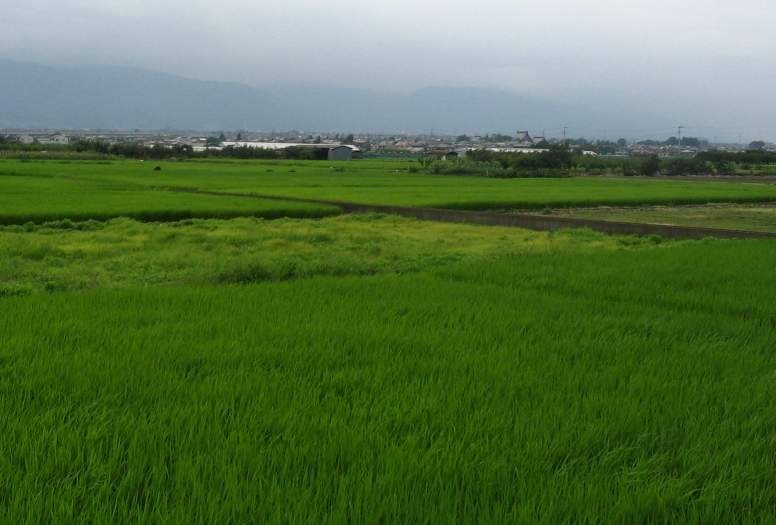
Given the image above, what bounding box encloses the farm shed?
[220,141,360,160]
[427,149,460,160]
[327,145,354,161]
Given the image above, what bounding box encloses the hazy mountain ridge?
[0,60,279,130]
[1,59,615,133]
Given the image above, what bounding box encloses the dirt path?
[153,185,776,240]
[335,202,776,239]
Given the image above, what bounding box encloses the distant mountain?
[0,58,628,133]
[266,85,578,133]
[0,59,280,130]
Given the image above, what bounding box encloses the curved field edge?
[0,205,340,226]
[0,173,341,225]
[187,179,776,211]
[425,193,776,211]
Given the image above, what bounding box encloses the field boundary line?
[601,174,776,184]
[151,185,776,240]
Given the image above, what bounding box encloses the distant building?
[348,145,364,159]
[327,145,353,161]
[516,131,534,145]
[426,149,460,160]
[18,135,35,145]
[219,141,360,161]
[486,147,549,154]
[39,133,69,145]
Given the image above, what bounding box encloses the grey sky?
[3,0,775,139]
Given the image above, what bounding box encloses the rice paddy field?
[5,158,776,215]
[3,158,776,522]
[0,170,337,225]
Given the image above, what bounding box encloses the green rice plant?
[3,158,776,522]
[0,171,339,225]
[1,238,776,522]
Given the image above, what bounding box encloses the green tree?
[639,155,660,176]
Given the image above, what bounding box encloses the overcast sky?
[3,0,775,139]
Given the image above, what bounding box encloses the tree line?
[424,146,776,178]
[0,140,336,161]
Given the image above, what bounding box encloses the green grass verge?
[0,214,627,294]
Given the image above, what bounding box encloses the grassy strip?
[540,203,776,233]
[0,215,634,295]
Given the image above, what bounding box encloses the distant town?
[3,129,775,161]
